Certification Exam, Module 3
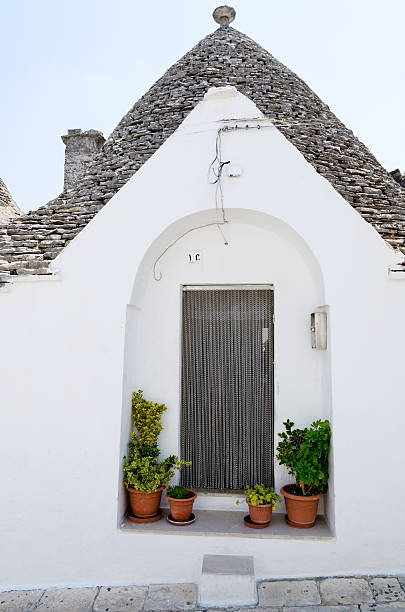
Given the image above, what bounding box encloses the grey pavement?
[0,576,404,611]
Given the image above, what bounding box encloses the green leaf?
[276,419,331,495]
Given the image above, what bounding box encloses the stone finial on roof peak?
[213,6,236,27]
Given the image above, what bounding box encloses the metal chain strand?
[180,288,274,490]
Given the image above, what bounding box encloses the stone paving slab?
[94,586,147,611]
[35,587,98,611]
[205,608,281,612]
[207,608,281,612]
[232,608,281,612]
[143,583,198,611]
[0,589,44,612]
[284,606,359,612]
[1,575,405,611]
[319,578,374,605]
[258,580,321,606]
[369,578,405,603]
[360,604,405,611]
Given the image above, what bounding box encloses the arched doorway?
[120,207,329,514]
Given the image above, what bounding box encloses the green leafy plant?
[166,485,192,499]
[237,484,281,508]
[276,419,331,496]
[130,389,166,459]
[123,390,190,494]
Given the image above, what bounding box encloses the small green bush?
[130,389,166,459]
[166,485,192,499]
[276,419,331,496]
[123,390,190,494]
[237,484,281,508]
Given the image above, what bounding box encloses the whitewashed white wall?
[0,88,404,590]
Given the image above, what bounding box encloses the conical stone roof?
[0,178,21,224]
[1,23,404,277]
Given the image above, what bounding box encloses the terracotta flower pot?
[281,484,323,528]
[167,489,197,521]
[126,486,164,518]
[248,502,273,524]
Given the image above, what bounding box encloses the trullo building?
[0,6,404,592]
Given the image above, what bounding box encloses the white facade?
[1,88,404,590]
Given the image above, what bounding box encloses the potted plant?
[237,484,281,525]
[123,390,190,521]
[166,485,197,522]
[276,418,331,528]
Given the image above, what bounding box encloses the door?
[180,286,274,490]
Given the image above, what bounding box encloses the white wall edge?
[388,269,405,279]
[0,272,61,288]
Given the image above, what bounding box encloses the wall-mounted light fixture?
[311,312,327,350]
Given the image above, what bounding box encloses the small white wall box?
[311,312,327,349]
[226,164,242,177]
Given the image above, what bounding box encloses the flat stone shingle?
[143,583,197,611]
[369,578,405,603]
[93,585,147,611]
[320,578,374,605]
[258,579,321,606]
[35,587,98,611]
[0,178,21,224]
[0,589,44,612]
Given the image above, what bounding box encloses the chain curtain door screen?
[181,286,274,490]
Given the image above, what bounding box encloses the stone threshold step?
[200,555,256,607]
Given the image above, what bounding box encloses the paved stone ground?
[0,576,404,612]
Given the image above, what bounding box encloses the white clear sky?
[1,0,404,213]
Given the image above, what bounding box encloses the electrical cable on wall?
[153,127,230,281]
[208,128,230,226]
[153,220,229,281]
[152,117,339,280]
